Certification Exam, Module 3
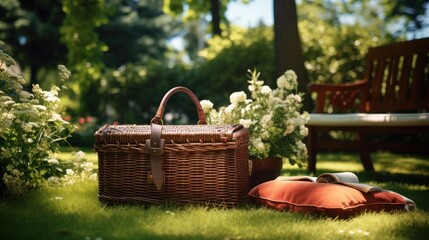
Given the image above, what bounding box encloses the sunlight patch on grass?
[283,152,364,174]
[374,152,429,175]
[316,161,363,172]
[349,211,429,239]
[283,151,428,176]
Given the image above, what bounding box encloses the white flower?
[3,100,15,106]
[284,70,297,82]
[19,91,33,100]
[66,169,75,175]
[286,94,301,105]
[277,70,298,90]
[58,65,71,80]
[269,96,282,105]
[260,128,270,139]
[239,119,255,128]
[200,100,214,113]
[32,84,43,95]
[47,158,59,165]
[254,80,264,86]
[296,140,306,151]
[300,126,309,136]
[276,75,289,89]
[22,123,33,132]
[89,173,98,180]
[219,107,232,123]
[43,91,60,102]
[75,151,86,161]
[166,210,175,216]
[50,86,61,96]
[283,125,295,136]
[229,91,247,105]
[302,111,310,122]
[51,112,64,122]
[80,161,94,172]
[251,137,265,150]
[261,85,272,95]
[47,176,60,184]
[33,105,47,111]
[225,104,235,114]
[292,94,302,103]
[261,114,272,126]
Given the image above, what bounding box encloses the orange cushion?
[248,180,413,218]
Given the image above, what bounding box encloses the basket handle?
[151,86,207,125]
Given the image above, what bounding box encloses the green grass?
[1,150,428,240]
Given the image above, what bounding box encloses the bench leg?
[307,127,317,173]
[357,132,374,171]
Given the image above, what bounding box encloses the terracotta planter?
[249,157,283,188]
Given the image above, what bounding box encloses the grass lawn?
[1,148,428,240]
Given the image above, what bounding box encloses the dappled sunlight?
[316,161,363,172]
[282,151,429,176]
[345,211,429,238]
[374,152,429,175]
[38,181,100,214]
[283,152,366,175]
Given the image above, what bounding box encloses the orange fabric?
[248,181,408,218]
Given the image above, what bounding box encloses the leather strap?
[151,86,207,125]
[145,123,165,190]
[146,87,204,190]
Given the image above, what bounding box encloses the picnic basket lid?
[94,124,244,144]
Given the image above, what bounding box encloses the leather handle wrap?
[151,86,207,125]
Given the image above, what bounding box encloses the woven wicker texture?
[95,124,249,206]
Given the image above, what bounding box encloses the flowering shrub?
[0,41,96,195]
[201,69,309,166]
[47,151,98,186]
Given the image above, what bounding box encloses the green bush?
[192,26,276,107]
[0,41,75,195]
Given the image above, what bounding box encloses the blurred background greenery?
[1,0,428,147]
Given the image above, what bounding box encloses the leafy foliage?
[192,26,276,107]
[298,0,405,84]
[60,0,108,116]
[0,0,67,86]
[0,42,75,195]
[163,0,234,35]
[99,0,175,68]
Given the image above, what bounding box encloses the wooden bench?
[306,38,429,173]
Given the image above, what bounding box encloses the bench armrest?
[307,80,369,113]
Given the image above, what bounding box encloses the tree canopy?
[1,0,428,126]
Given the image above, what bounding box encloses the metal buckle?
[145,139,165,155]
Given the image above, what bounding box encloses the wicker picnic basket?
[94,86,249,206]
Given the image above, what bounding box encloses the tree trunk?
[28,65,38,91]
[210,0,222,36]
[273,0,313,112]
